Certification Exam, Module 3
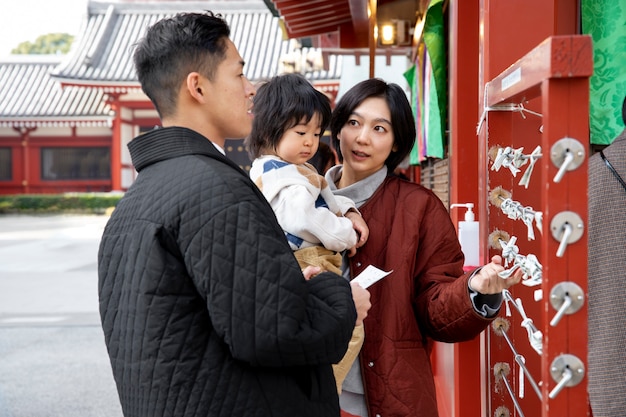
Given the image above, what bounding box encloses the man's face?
[203,39,256,142]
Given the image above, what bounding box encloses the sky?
[0,0,88,58]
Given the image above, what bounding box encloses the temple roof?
[0,0,341,126]
[0,55,112,127]
[51,0,341,89]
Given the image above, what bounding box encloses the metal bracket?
[550,137,585,183]
[549,354,585,398]
[549,281,585,326]
[550,211,584,257]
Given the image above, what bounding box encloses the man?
[98,12,370,417]
[588,95,626,417]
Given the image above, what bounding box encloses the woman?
[326,78,522,417]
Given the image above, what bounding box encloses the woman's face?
[337,97,395,185]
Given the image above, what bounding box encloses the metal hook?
[550,293,573,327]
[553,151,574,183]
[556,222,573,257]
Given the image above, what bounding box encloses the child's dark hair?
[246,73,332,159]
[330,78,416,172]
[133,11,230,119]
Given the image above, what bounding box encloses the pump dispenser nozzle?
[450,203,475,221]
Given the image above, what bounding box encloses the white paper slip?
[352,265,392,289]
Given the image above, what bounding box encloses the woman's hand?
[469,255,523,294]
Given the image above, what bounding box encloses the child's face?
[275,114,322,165]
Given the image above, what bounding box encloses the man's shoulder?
[603,129,626,157]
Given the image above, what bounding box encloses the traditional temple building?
[2,1,624,416]
[0,0,342,194]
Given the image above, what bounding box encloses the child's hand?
[345,210,369,248]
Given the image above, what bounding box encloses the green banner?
[403,63,422,165]
[582,0,626,145]
[422,0,446,158]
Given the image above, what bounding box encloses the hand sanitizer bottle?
[450,203,479,268]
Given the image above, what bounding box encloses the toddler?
[245,73,367,393]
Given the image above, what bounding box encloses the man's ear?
[186,72,206,103]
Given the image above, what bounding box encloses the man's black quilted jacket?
[98,127,357,417]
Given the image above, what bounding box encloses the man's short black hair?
[133,11,230,118]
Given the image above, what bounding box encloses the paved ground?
[0,214,123,417]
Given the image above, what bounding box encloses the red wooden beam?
[485,35,593,107]
[271,0,369,48]
[276,0,348,14]
[273,0,336,10]
[346,0,369,48]
[278,0,351,36]
[284,22,351,39]
[282,6,351,22]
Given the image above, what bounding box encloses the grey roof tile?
[0,0,341,126]
[0,55,113,127]
[52,0,341,87]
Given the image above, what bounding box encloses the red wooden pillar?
[108,95,122,191]
[15,127,35,194]
[434,1,482,416]
[448,0,480,226]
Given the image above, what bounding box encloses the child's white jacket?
[250,155,358,252]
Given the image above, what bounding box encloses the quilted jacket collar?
[128,126,230,172]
